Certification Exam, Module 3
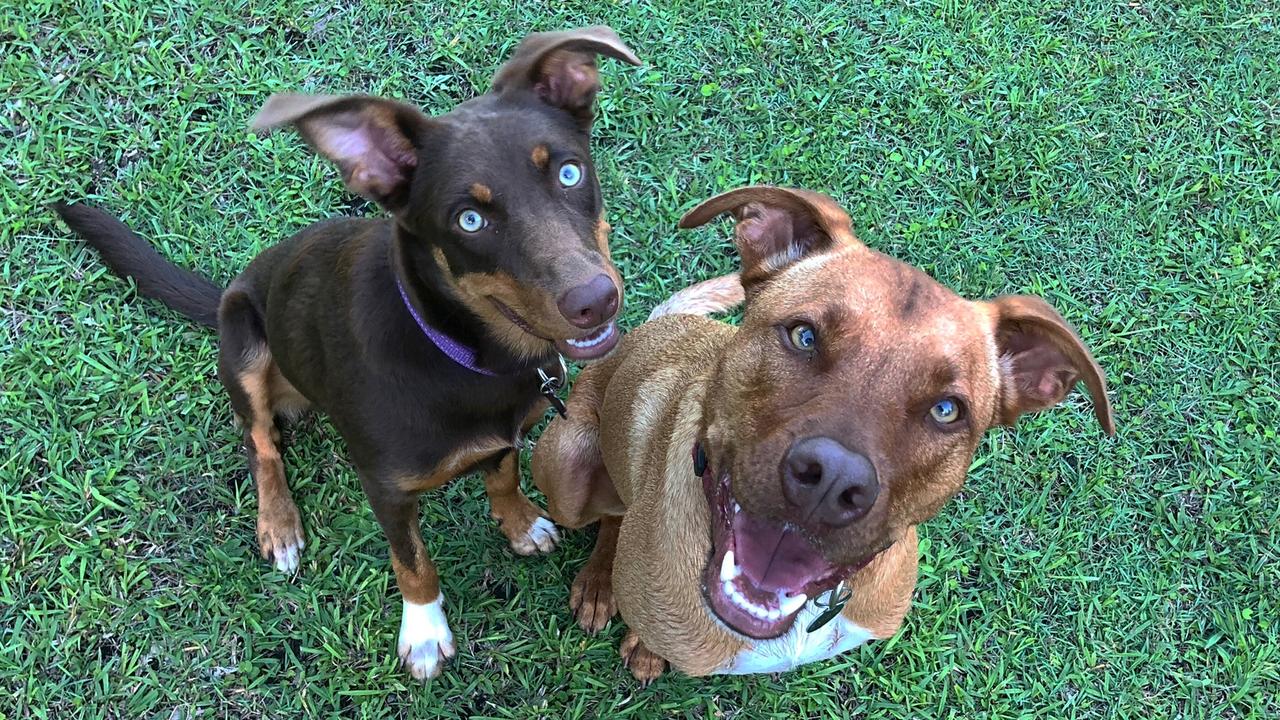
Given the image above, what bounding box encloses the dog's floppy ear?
[678,186,859,290]
[987,295,1115,435]
[491,26,641,128]
[251,94,432,210]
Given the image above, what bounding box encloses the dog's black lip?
[489,297,553,341]
[488,296,618,353]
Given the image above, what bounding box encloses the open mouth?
[489,298,620,361]
[700,463,869,640]
[554,320,619,360]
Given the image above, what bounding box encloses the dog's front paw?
[398,596,456,680]
[570,563,616,634]
[620,629,668,686]
[257,502,305,574]
[514,516,561,555]
[494,499,561,555]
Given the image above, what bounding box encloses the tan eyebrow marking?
[531,144,549,170]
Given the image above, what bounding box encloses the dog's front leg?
[483,449,560,555]
[363,479,455,680]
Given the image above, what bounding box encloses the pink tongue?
[733,509,835,592]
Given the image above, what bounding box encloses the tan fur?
[531,144,550,170]
[394,437,511,493]
[483,450,555,555]
[841,525,918,638]
[647,273,744,320]
[390,537,440,604]
[570,515,621,633]
[469,183,493,203]
[594,217,613,263]
[237,350,304,566]
[533,186,1114,679]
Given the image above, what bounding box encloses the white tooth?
[768,608,781,620]
[733,502,742,514]
[723,580,735,597]
[780,593,808,616]
[720,550,737,582]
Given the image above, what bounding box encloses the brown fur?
[533,186,1114,679]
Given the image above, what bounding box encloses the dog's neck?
[389,226,553,375]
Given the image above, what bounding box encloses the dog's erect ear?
[678,186,859,289]
[988,295,1115,435]
[251,94,432,210]
[491,26,641,128]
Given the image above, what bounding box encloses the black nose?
[781,437,879,528]
[557,274,619,329]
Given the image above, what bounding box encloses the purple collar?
[395,275,499,376]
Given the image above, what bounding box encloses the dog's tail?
[52,203,223,328]
[647,273,745,320]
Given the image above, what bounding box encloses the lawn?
[3,0,1278,717]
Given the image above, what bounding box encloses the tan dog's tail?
[647,273,744,320]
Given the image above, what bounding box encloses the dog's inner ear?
[491,26,641,128]
[251,94,431,210]
[990,295,1115,435]
[678,186,858,289]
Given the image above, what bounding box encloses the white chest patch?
[719,603,874,675]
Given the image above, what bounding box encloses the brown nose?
[781,437,878,527]
[557,274,618,329]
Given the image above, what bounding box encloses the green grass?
[3,0,1278,717]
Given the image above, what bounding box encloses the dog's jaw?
[488,297,621,361]
[699,465,870,640]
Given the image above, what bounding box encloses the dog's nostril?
[838,487,859,507]
[796,463,822,486]
[781,436,879,527]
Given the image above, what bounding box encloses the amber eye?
[929,397,963,425]
[787,323,817,351]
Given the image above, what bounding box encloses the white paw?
[397,596,455,680]
[514,516,561,555]
[272,538,304,574]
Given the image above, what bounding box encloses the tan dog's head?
[678,186,1115,640]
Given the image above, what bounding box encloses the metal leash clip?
[805,581,854,633]
[537,354,569,419]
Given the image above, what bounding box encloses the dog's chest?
[718,604,874,675]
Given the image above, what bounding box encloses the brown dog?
[54,27,639,679]
[532,186,1115,681]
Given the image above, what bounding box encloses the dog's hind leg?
[484,449,561,555]
[570,514,620,633]
[218,289,305,573]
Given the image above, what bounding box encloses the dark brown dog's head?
[678,186,1116,640]
[251,27,640,362]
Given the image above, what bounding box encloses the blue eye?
[457,209,486,233]
[930,398,962,425]
[558,161,582,187]
[787,323,816,351]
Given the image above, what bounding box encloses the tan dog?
[531,186,1115,681]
